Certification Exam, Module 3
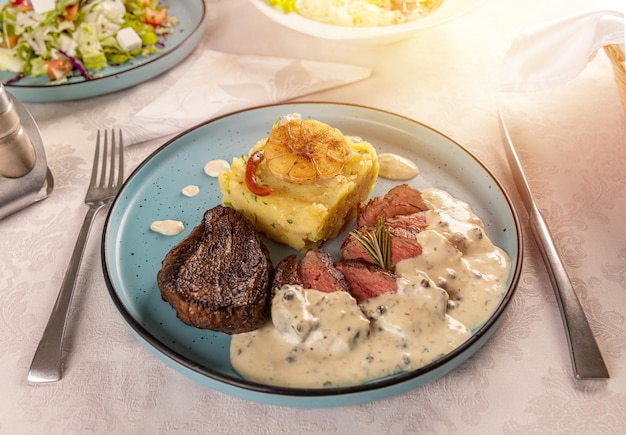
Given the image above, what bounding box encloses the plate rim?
[101,101,523,401]
[248,0,487,41]
[1,0,207,101]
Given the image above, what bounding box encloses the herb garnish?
[349,218,393,271]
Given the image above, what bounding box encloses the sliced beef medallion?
[297,248,349,293]
[334,260,398,302]
[384,212,429,231]
[157,205,273,334]
[356,184,429,227]
[341,224,423,266]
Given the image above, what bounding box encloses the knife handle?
[529,205,609,379]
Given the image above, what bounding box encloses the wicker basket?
[604,44,626,113]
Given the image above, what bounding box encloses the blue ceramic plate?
[0,0,206,102]
[102,103,522,407]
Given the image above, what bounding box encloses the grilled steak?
[272,254,302,290]
[356,184,429,227]
[298,248,349,293]
[334,260,398,302]
[157,205,273,334]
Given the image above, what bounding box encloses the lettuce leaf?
[73,22,108,71]
[0,47,24,72]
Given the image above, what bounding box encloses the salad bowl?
[0,0,206,102]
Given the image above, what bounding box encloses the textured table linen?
[123,49,371,144]
[1,0,625,434]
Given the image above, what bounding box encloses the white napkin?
[500,0,625,92]
[123,50,371,144]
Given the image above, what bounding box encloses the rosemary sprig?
[349,218,393,271]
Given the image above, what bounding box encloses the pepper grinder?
[0,84,36,177]
[0,83,53,220]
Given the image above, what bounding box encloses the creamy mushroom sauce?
[181,185,200,197]
[377,152,419,180]
[204,159,230,177]
[150,219,185,236]
[230,188,511,388]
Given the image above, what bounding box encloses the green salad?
[0,0,177,84]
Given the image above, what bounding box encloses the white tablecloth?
[2,0,625,433]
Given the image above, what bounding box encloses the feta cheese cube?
[116,27,142,52]
[31,0,56,14]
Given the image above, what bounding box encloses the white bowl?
[249,0,486,44]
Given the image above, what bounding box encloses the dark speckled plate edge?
[102,102,523,408]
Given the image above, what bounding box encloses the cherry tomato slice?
[44,58,73,80]
[1,35,19,48]
[144,7,168,26]
[63,4,79,21]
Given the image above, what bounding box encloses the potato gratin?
[218,114,379,251]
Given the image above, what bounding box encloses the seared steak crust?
[157,206,273,334]
[272,254,302,290]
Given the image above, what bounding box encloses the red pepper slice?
[245,151,273,196]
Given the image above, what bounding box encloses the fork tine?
[91,131,101,188]
[109,129,116,188]
[117,130,124,187]
[99,130,108,188]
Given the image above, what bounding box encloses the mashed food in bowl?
[271,0,444,27]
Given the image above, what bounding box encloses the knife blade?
[498,112,609,379]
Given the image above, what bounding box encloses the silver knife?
[498,112,609,379]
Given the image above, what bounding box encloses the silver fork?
[28,130,124,383]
